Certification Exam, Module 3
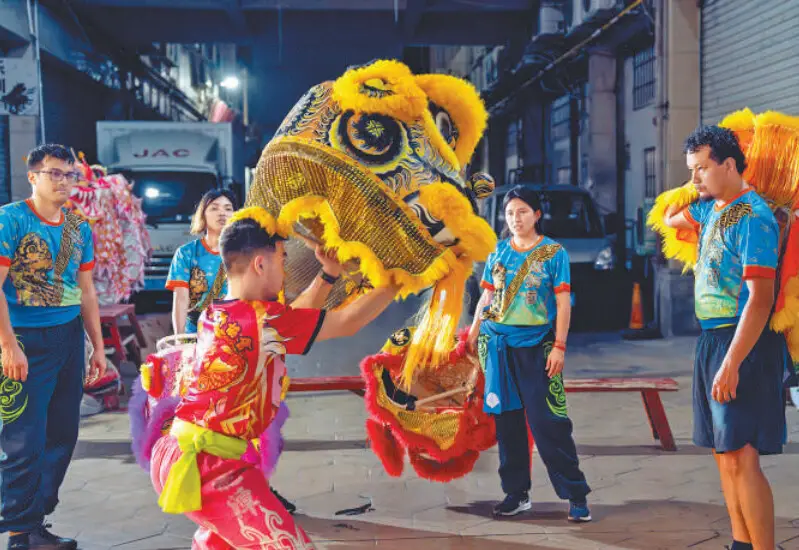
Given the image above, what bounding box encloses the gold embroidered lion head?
[247,59,499,376]
[248,60,496,289]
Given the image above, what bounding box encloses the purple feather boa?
[128,376,180,471]
[242,401,289,480]
[129,375,288,479]
[128,376,149,469]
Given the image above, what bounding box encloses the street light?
[220,76,240,89]
[220,70,247,124]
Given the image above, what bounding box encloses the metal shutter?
[701,0,799,125]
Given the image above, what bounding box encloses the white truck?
[96,121,244,306]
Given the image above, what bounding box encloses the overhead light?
[220,76,240,89]
[144,187,160,199]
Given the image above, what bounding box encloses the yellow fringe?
[786,328,799,363]
[275,195,461,299]
[416,183,497,262]
[755,110,799,132]
[331,59,428,125]
[140,362,152,393]
[227,206,282,237]
[415,74,488,167]
[646,181,700,271]
[743,112,799,207]
[401,261,470,387]
[719,107,755,132]
[771,276,799,333]
[719,108,755,149]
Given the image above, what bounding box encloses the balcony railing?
[70,49,205,121]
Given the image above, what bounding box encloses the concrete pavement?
[1,315,796,549]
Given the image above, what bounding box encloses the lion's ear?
[415,74,487,167]
[332,59,427,123]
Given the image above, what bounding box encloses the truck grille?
[145,253,173,277]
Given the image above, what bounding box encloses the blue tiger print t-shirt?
[0,199,95,328]
[166,238,227,334]
[478,235,571,414]
[480,235,571,330]
[686,188,779,330]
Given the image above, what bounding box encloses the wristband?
[553,342,566,352]
[319,270,340,285]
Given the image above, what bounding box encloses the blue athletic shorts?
[693,327,787,455]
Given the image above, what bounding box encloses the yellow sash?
[158,419,248,514]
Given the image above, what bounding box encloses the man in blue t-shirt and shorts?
[666,126,788,550]
[0,145,106,550]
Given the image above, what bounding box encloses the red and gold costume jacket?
[174,299,324,440]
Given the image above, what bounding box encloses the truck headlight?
[594,246,615,271]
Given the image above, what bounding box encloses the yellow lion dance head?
[246,59,497,379]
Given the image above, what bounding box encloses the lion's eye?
[435,111,453,143]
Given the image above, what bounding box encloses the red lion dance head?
[361,328,496,482]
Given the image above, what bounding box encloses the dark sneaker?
[492,492,532,516]
[568,501,592,522]
[8,525,77,550]
[7,533,30,550]
[33,524,77,549]
[271,486,297,514]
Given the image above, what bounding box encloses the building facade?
[0,1,242,204]
[701,0,799,125]
[430,0,704,335]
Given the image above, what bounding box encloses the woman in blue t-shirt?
[166,189,236,334]
[467,185,591,521]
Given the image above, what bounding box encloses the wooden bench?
[288,376,679,451]
[563,377,679,451]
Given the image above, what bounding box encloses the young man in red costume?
[149,206,399,549]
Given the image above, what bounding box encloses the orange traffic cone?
[629,282,644,330]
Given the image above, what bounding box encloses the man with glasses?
[0,144,105,550]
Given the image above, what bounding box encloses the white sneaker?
[79,393,103,417]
